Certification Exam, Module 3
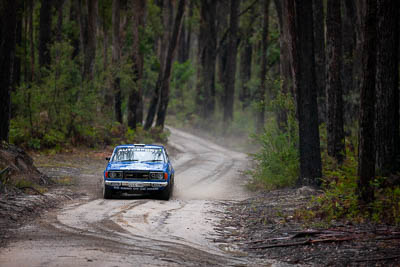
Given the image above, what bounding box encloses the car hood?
[107,162,166,171]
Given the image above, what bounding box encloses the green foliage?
[14,178,46,194]
[10,39,141,150]
[101,122,169,147]
[99,0,112,30]
[300,144,400,226]
[146,0,163,38]
[266,17,281,67]
[11,40,98,149]
[14,179,35,189]
[9,0,172,151]
[248,92,299,190]
[169,60,196,118]
[309,150,360,222]
[52,176,74,186]
[370,185,400,225]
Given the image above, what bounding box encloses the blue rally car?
[103,144,174,200]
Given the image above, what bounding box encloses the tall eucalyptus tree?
[357,0,377,204]
[128,0,146,129]
[375,0,399,175]
[255,0,271,133]
[223,0,240,128]
[112,0,122,123]
[0,0,18,142]
[326,0,345,163]
[196,0,217,120]
[285,0,322,186]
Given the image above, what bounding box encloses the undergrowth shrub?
[299,144,400,226]
[9,37,168,151]
[14,178,47,194]
[248,92,299,190]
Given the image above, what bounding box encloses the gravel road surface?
[0,128,283,266]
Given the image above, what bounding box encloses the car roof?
[114,144,164,149]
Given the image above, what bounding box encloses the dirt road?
[0,128,279,266]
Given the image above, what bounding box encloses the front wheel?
[158,178,173,201]
[103,184,113,199]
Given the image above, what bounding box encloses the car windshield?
[111,147,165,163]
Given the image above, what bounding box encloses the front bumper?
[104,180,168,191]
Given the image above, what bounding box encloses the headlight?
[149,172,164,180]
[107,171,123,179]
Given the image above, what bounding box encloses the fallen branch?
[250,236,355,250]
[0,167,11,190]
[375,235,400,241]
[19,186,45,196]
[291,230,326,238]
[245,230,346,244]
[0,166,11,177]
[354,255,400,262]
[245,236,293,244]
[63,194,73,200]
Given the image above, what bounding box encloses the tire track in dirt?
[0,127,280,266]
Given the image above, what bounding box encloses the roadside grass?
[34,162,78,168]
[52,176,75,186]
[246,93,299,191]
[10,119,170,153]
[246,119,299,191]
[247,116,400,226]
[296,146,400,226]
[14,178,47,194]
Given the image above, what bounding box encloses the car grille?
[123,171,149,180]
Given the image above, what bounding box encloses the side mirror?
[105,157,110,161]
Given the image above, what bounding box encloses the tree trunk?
[255,0,271,133]
[12,1,23,89]
[312,0,326,123]
[23,3,28,83]
[177,13,187,64]
[274,0,292,130]
[156,0,186,129]
[178,3,193,64]
[157,0,173,71]
[239,41,252,110]
[184,2,193,62]
[239,6,256,110]
[280,16,293,102]
[101,3,113,114]
[144,0,173,130]
[55,0,65,42]
[144,77,161,130]
[326,0,345,163]
[39,0,52,69]
[112,0,122,123]
[101,4,108,73]
[216,0,229,108]
[223,0,240,128]
[357,0,377,204]
[81,0,98,81]
[0,0,18,142]
[195,0,217,120]
[239,40,252,110]
[285,0,322,186]
[342,0,356,125]
[375,0,399,175]
[29,0,35,83]
[351,0,366,118]
[127,0,146,129]
[69,0,80,59]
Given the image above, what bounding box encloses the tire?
[103,184,113,199]
[158,177,173,201]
